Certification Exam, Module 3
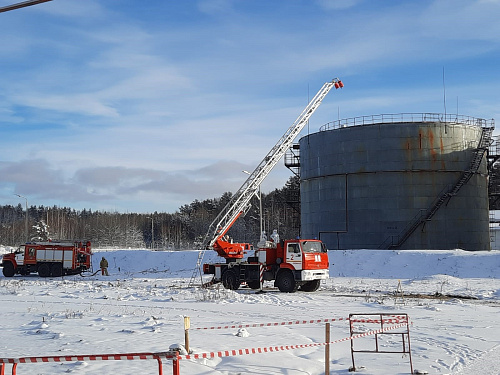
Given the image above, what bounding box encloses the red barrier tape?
[195,317,348,330]
[0,351,175,364]
[0,315,410,375]
[179,322,408,361]
[194,315,408,331]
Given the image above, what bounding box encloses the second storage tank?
[299,114,494,250]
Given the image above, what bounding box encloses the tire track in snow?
[452,344,500,374]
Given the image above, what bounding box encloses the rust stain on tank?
[428,128,438,162]
[403,127,446,168]
[440,137,446,170]
[418,129,423,153]
[403,137,413,164]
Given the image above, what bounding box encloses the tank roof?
[319,113,494,132]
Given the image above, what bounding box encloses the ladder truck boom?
[188,78,343,289]
[203,78,343,253]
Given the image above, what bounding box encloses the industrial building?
[287,113,495,251]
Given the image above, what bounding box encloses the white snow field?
[1,247,499,375]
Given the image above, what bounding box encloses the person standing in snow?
[100,256,109,276]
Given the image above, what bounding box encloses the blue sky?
[1,0,499,213]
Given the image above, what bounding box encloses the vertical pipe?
[259,263,264,291]
[259,185,263,238]
[172,355,180,375]
[325,323,330,375]
[184,329,190,355]
[349,315,356,371]
[12,363,17,375]
[156,357,163,375]
[406,316,414,375]
[183,317,190,354]
[0,363,4,375]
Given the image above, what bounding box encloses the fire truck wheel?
[246,280,261,290]
[38,263,50,278]
[51,264,63,277]
[222,269,240,290]
[2,262,15,277]
[300,279,320,292]
[276,270,297,293]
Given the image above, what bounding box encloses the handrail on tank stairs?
[381,125,495,250]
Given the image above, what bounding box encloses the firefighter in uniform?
[100,256,109,276]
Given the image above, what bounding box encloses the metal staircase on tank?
[487,135,500,206]
[284,143,301,177]
[384,126,494,250]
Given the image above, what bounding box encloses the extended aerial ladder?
[189,78,343,287]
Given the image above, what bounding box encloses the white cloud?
[16,94,119,117]
[421,0,500,41]
[34,0,107,18]
[1,0,499,213]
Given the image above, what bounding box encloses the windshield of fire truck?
[301,241,323,253]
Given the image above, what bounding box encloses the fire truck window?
[301,241,323,253]
[28,248,35,256]
[288,244,300,253]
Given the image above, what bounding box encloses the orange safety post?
[157,357,163,375]
[171,352,180,375]
[0,363,16,375]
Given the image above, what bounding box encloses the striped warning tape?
[0,352,175,364]
[194,317,348,330]
[350,318,409,324]
[0,317,410,366]
[194,315,408,330]
[180,322,408,361]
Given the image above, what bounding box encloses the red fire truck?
[203,234,329,292]
[189,78,343,292]
[1,241,92,277]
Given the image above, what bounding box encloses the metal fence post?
[156,357,163,375]
[184,317,191,354]
[171,351,180,375]
[325,322,330,374]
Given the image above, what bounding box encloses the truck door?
[22,246,37,265]
[286,242,303,271]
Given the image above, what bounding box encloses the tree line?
[0,176,301,250]
[4,168,497,249]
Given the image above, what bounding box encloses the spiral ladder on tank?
[383,126,494,250]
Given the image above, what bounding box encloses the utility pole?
[243,170,263,238]
[147,216,154,250]
[15,194,28,243]
[0,0,52,13]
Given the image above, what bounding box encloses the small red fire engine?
[1,240,92,277]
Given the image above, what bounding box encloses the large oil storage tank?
[299,113,495,251]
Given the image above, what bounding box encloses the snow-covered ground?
[1,247,499,374]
